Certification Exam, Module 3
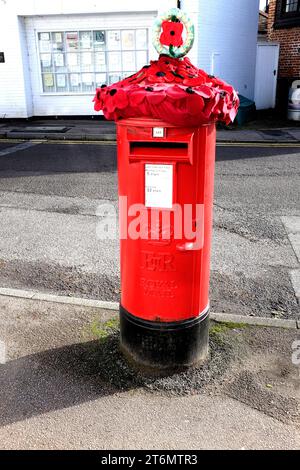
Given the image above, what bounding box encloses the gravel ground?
[79,318,300,425]
[210,268,299,318]
[87,326,233,395]
[0,258,120,301]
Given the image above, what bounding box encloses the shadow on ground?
[0,323,233,427]
[0,142,299,181]
[0,322,299,428]
[0,143,116,177]
[216,145,300,162]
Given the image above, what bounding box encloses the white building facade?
[0,0,259,118]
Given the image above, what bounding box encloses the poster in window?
[70,73,80,87]
[122,51,135,71]
[40,33,50,41]
[53,42,64,52]
[67,53,78,67]
[66,32,78,51]
[56,74,66,88]
[40,41,51,53]
[82,73,93,85]
[107,31,121,50]
[94,52,106,70]
[121,30,135,50]
[94,31,105,48]
[41,54,52,68]
[52,33,64,51]
[136,29,147,49]
[54,53,64,67]
[43,73,54,88]
[80,32,92,50]
[108,52,121,72]
[52,32,63,51]
[54,32,62,43]
[82,52,92,66]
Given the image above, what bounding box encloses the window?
[284,0,300,13]
[275,0,300,27]
[37,29,148,93]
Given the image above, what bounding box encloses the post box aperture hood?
[93,9,239,127]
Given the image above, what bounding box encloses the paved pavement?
[0,118,300,143]
[0,295,299,450]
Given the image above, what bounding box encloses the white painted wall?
[183,0,260,99]
[0,4,30,117]
[0,0,259,118]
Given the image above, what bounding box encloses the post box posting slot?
[129,141,191,162]
[128,136,194,164]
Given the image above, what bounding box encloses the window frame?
[36,28,149,96]
[274,0,300,28]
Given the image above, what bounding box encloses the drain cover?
[11,126,70,133]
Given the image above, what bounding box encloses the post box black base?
[119,305,209,370]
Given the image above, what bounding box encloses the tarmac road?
[0,140,299,318]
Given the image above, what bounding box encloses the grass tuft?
[89,317,119,341]
[210,321,247,335]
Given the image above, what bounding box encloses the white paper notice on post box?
[145,164,173,209]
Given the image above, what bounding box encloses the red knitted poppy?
[93,55,239,126]
[160,21,184,47]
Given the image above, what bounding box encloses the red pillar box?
[117,118,216,367]
[93,7,239,369]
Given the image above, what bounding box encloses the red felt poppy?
[165,84,187,99]
[93,87,106,112]
[104,88,128,114]
[183,76,207,87]
[158,59,177,74]
[128,86,147,107]
[93,53,240,125]
[177,59,200,79]
[144,84,167,105]
[186,93,205,116]
[194,85,214,99]
[147,71,173,84]
[160,21,183,47]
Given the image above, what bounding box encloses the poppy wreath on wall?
[93,8,239,126]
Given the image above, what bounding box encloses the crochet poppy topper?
[93,8,239,126]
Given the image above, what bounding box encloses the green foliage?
[89,317,119,341]
[210,321,247,335]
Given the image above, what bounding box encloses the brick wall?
[268,0,300,78]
